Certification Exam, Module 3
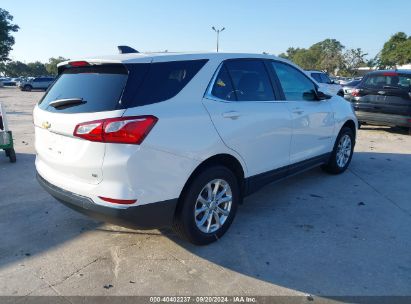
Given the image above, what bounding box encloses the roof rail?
[117,45,139,54]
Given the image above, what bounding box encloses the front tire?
[173,166,239,245]
[322,127,354,174]
[23,85,32,92]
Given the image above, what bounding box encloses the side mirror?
[316,90,332,100]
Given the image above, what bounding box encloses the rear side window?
[273,62,317,101]
[125,59,208,107]
[39,65,128,113]
[225,60,275,101]
[211,65,236,101]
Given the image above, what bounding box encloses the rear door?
[33,62,147,185]
[202,59,293,177]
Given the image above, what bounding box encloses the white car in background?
[306,70,344,96]
[34,52,357,245]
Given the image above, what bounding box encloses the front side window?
[272,62,317,101]
[311,73,322,83]
[320,73,332,84]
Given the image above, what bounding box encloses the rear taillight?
[73,116,158,144]
[351,89,360,97]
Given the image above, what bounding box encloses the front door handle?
[222,111,241,120]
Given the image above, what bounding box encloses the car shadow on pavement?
[0,152,101,268]
[166,151,411,296]
[360,125,410,135]
[0,151,410,297]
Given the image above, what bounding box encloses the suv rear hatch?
[354,72,411,116]
[34,61,139,185]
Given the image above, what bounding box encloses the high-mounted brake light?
[69,61,90,67]
[98,196,137,205]
[383,72,398,76]
[73,116,158,144]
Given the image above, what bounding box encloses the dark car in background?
[342,79,361,100]
[351,70,411,132]
[19,77,54,91]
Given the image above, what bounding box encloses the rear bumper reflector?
[98,196,137,205]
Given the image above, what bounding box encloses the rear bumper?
[36,172,178,229]
[355,111,411,128]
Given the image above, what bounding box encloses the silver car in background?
[19,77,54,91]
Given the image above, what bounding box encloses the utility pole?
[212,26,225,52]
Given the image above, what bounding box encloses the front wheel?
[322,127,354,174]
[173,166,239,245]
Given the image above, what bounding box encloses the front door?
[271,61,335,163]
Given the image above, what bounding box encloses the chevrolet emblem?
[42,121,51,129]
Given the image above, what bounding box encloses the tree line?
[0,57,68,77]
[278,32,411,76]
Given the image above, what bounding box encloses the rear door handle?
[292,108,304,115]
[222,111,241,119]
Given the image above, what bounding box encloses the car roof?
[58,52,286,67]
[305,70,326,74]
[367,69,411,75]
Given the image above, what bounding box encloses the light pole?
[212,26,225,52]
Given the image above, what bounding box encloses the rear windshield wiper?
[49,98,86,108]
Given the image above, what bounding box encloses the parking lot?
[1,87,411,299]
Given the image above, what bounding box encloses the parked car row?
[0,76,55,91]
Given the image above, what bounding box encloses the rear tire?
[322,127,354,174]
[173,166,239,245]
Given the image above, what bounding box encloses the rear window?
[363,73,411,90]
[39,60,208,113]
[39,65,128,113]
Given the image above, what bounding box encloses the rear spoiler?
[57,60,125,75]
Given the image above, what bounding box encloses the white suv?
[34,52,357,245]
[306,70,343,96]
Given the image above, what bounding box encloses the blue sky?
[3,0,411,62]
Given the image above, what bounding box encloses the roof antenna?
[117,45,139,54]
